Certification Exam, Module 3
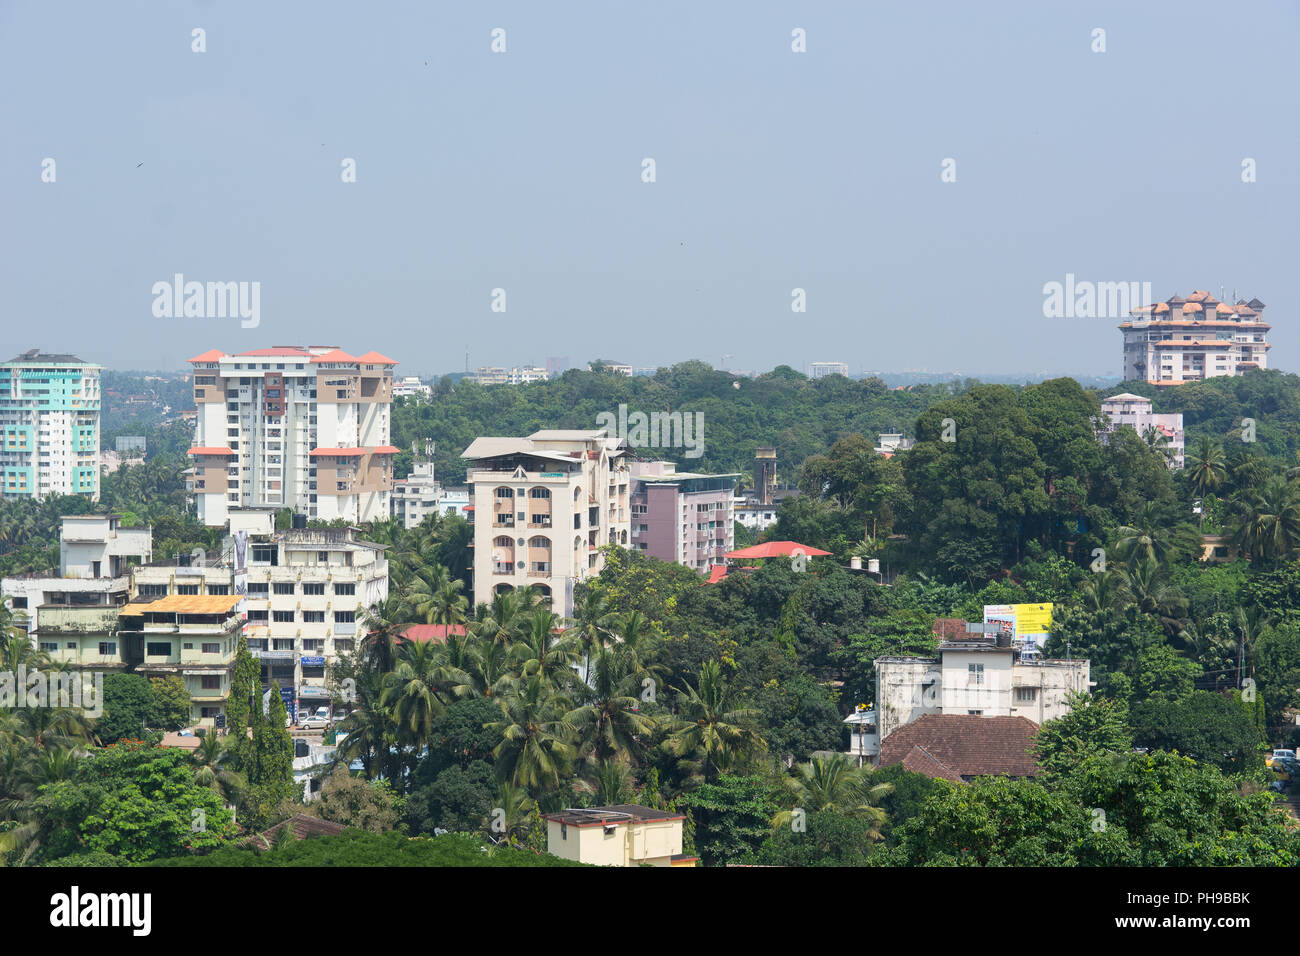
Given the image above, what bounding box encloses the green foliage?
[677,774,781,867]
[1033,692,1133,777]
[96,673,155,744]
[148,676,191,731]
[152,829,588,866]
[305,770,400,833]
[1130,691,1265,774]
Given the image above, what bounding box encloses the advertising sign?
[983,603,1053,651]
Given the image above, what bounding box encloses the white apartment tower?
[1120,291,1269,385]
[462,429,630,616]
[188,347,397,527]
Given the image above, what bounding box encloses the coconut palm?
[192,731,247,817]
[487,674,576,794]
[1115,558,1188,635]
[772,753,894,838]
[666,660,765,784]
[510,609,581,691]
[566,645,657,767]
[1186,436,1227,529]
[1230,476,1300,567]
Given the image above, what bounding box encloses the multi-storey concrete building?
[629,461,739,572]
[392,460,445,529]
[120,595,242,728]
[463,429,630,615]
[472,366,549,385]
[869,636,1090,750]
[188,346,397,526]
[1120,291,1269,385]
[132,521,387,720]
[0,350,102,501]
[392,376,432,399]
[1098,392,1185,469]
[808,361,849,379]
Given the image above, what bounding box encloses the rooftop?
[879,714,1041,780]
[543,804,685,828]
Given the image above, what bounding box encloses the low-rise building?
[878,714,1042,781]
[544,805,696,867]
[1098,392,1185,469]
[871,635,1090,748]
[393,376,432,399]
[808,361,849,379]
[392,460,444,529]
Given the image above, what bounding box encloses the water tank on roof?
[292,513,307,529]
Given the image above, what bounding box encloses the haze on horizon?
[2,0,1296,378]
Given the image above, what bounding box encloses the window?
[334,610,355,623]
[303,611,325,623]
[967,710,983,716]
[176,584,199,595]
[334,582,355,596]
[303,582,325,595]
[98,641,116,655]
[334,639,354,653]
[273,582,295,595]
[39,642,57,653]
[146,642,172,656]
[201,642,220,654]
[201,676,220,690]
[248,582,269,596]
[208,584,230,595]
[248,609,268,622]
[273,610,295,623]
[138,584,167,598]
[1014,687,1038,703]
[968,663,984,685]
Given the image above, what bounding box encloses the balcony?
[493,562,514,575]
[34,605,119,634]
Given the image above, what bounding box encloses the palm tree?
[772,753,894,838]
[192,732,247,818]
[1230,476,1300,567]
[1234,606,1274,684]
[382,639,450,774]
[1186,436,1227,529]
[1079,571,1121,614]
[566,645,657,767]
[488,674,576,794]
[510,609,581,690]
[1114,502,1195,567]
[1115,558,1188,636]
[666,660,765,784]
[568,590,615,683]
[357,595,410,677]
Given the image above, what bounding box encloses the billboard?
[983,603,1053,651]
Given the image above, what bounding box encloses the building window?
[273,610,295,623]
[176,584,199,595]
[208,584,230,595]
[98,641,116,655]
[335,610,355,623]
[248,609,268,622]
[138,583,168,599]
[202,642,220,654]
[303,583,325,596]
[273,582,295,595]
[303,611,325,623]
[968,663,984,685]
[1014,687,1038,703]
[146,642,172,656]
[248,582,269,596]
[201,676,220,690]
[334,583,355,596]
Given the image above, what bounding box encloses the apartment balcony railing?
[493,562,514,575]
[494,516,515,528]
[528,516,552,528]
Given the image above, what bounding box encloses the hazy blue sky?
[2,0,1296,378]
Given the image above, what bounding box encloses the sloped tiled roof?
[310,349,359,364]
[879,714,1041,780]
[356,350,398,365]
[187,349,226,363]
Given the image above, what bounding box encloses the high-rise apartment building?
[629,462,739,572]
[463,429,630,615]
[1,350,102,501]
[188,347,398,526]
[1120,291,1269,385]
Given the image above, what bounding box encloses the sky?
[2,0,1297,379]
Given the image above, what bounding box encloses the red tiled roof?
[310,349,359,364]
[401,624,468,643]
[879,714,1041,780]
[188,446,235,456]
[187,349,225,363]
[706,564,729,584]
[725,541,832,559]
[356,350,398,365]
[900,745,963,782]
[370,445,400,454]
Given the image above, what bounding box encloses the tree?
[96,673,155,744]
[306,769,400,832]
[149,675,191,730]
[1130,691,1264,774]
[1187,436,1227,529]
[773,754,893,840]
[666,660,766,784]
[677,774,781,867]
[1033,693,1132,777]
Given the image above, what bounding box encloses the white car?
[299,714,330,731]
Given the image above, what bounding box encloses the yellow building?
[544,805,697,867]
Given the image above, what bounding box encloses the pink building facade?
[629,462,739,573]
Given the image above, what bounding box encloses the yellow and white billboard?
[983,603,1053,649]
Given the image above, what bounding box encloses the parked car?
[299,714,330,731]
[1266,749,1298,770]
